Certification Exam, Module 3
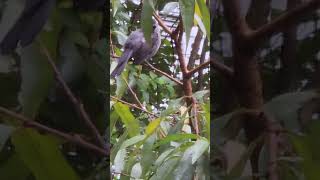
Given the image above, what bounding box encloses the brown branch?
[111,96,157,117]
[175,20,189,76]
[188,30,203,69]
[222,0,251,39]
[172,18,198,133]
[0,106,108,156]
[187,61,211,78]
[262,112,280,180]
[211,58,234,78]
[122,77,144,109]
[40,45,105,149]
[249,0,320,41]
[191,97,200,135]
[144,62,183,86]
[153,13,173,35]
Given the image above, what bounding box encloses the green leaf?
[145,118,162,136]
[179,0,195,46]
[196,0,210,38]
[114,148,127,173]
[0,154,31,180]
[154,148,175,167]
[113,30,128,46]
[58,30,85,84]
[160,97,184,117]
[67,31,89,48]
[113,102,140,137]
[228,136,264,178]
[289,121,320,179]
[173,148,195,179]
[112,0,121,17]
[150,157,180,180]
[141,0,155,44]
[11,129,79,180]
[173,138,209,180]
[141,135,157,176]
[111,131,128,162]
[264,90,318,131]
[154,134,198,148]
[192,90,209,102]
[190,138,209,164]
[18,43,54,118]
[203,102,210,140]
[131,163,142,179]
[120,135,146,149]
[115,71,129,97]
[39,8,63,60]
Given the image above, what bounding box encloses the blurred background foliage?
[211,0,320,179]
[0,0,108,179]
[110,0,210,179]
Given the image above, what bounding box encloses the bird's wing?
[124,30,145,50]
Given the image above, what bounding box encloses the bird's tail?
[111,49,133,78]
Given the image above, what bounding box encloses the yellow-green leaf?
[145,118,162,135]
[113,102,140,137]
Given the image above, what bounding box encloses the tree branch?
[144,62,183,86]
[249,0,320,41]
[262,112,281,180]
[187,61,210,77]
[0,106,109,156]
[111,96,157,117]
[40,45,106,149]
[211,58,234,78]
[122,77,144,109]
[188,30,203,69]
[153,13,173,35]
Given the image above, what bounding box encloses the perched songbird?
[111,19,161,77]
[0,0,105,54]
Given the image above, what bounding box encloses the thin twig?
[0,106,109,156]
[111,96,157,117]
[145,62,183,86]
[40,44,105,148]
[187,61,211,78]
[122,77,144,109]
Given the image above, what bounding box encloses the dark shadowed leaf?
[11,129,79,180]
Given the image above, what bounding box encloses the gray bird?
[111,19,161,77]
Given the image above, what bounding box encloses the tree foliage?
[110,0,211,179]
